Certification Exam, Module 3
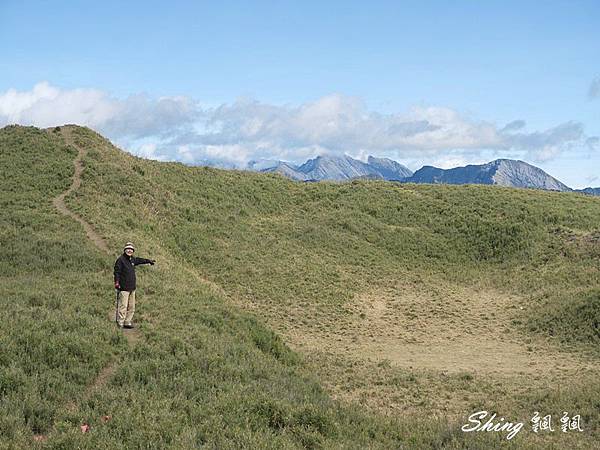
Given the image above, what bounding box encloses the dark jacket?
[114,253,153,291]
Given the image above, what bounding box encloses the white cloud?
[0,83,596,168]
[587,136,599,150]
[0,82,197,139]
[0,82,117,128]
[430,155,488,170]
[133,142,169,161]
[500,121,586,162]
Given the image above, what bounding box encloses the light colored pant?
[116,290,136,325]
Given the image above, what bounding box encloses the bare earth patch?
[242,278,600,418]
[286,281,596,376]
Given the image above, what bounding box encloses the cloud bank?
[0,82,198,139]
[0,82,595,168]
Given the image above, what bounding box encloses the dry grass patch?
[266,279,599,421]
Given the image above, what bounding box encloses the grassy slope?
[0,126,121,447]
[1,124,599,448]
[69,126,600,351]
[0,127,432,449]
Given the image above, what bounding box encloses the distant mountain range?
[261,154,412,181]
[255,154,599,195]
[407,159,571,191]
[579,187,600,196]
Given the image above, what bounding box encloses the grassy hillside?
[0,126,119,446]
[68,125,600,352]
[1,124,599,448]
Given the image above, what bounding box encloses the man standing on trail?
[113,242,155,329]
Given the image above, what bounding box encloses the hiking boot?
[116,322,124,328]
[123,322,134,329]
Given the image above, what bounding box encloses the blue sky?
[1,1,599,187]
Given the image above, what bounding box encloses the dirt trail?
[37,126,139,442]
[52,127,140,340]
[52,127,110,254]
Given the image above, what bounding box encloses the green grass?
[69,125,600,349]
[1,124,599,448]
[0,126,123,446]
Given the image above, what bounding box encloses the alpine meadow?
[1,124,599,449]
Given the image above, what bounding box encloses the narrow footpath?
[35,126,138,443]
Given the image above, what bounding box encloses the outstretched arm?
[133,257,156,266]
